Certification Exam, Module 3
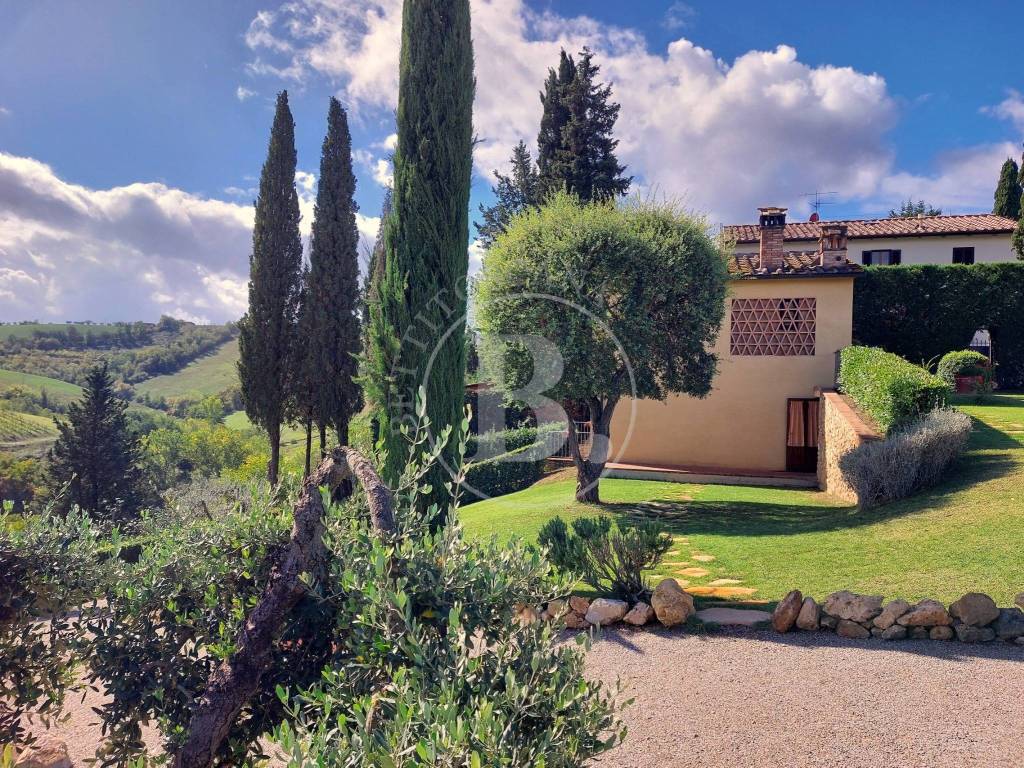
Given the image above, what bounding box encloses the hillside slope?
[135,340,240,401]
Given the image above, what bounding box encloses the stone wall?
[816,389,881,503]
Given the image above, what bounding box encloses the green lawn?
[225,410,308,451]
[0,368,84,405]
[0,322,121,341]
[460,394,1024,605]
[135,340,240,400]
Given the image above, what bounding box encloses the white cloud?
[0,152,254,323]
[236,85,257,101]
[663,2,696,31]
[353,148,393,188]
[0,106,10,118]
[983,89,1024,134]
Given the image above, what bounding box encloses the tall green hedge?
[462,443,546,504]
[852,263,1024,388]
[838,346,950,433]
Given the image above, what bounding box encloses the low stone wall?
[816,390,881,504]
[773,589,1024,645]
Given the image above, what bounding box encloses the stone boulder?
[992,608,1024,641]
[623,601,654,626]
[569,596,591,615]
[585,598,629,626]
[772,590,803,633]
[908,627,930,640]
[516,604,541,627]
[881,624,908,641]
[897,599,951,627]
[820,614,838,630]
[796,596,821,631]
[14,736,72,768]
[873,599,912,630]
[651,578,695,627]
[948,592,999,627]
[563,610,589,630]
[929,626,954,641]
[823,591,884,623]
[836,619,871,639]
[1016,593,1024,612]
[542,598,567,621]
[954,622,995,643]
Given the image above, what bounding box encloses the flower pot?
[954,374,984,394]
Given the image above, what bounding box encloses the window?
[730,297,816,356]
[861,249,901,266]
[952,247,975,265]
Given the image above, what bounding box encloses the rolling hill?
[0,368,84,405]
[0,409,59,456]
[135,340,240,401]
[0,322,123,341]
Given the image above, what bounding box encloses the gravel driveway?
[585,627,1024,768]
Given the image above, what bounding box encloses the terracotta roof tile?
[723,214,1016,244]
[727,251,863,279]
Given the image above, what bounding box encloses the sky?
[0,0,1022,323]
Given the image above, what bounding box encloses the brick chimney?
[758,207,787,271]
[817,223,848,267]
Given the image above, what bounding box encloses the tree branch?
[171,447,394,768]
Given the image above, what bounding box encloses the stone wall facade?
[816,389,881,504]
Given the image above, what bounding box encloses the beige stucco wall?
[608,276,854,472]
[816,390,881,504]
[735,233,1014,265]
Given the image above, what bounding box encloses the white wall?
[735,233,1015,264]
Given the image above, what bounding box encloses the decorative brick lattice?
[730,297,816,356]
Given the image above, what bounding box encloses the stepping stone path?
[708,579,743,586]
[687,586,759,599]
[691,554,716,562]
[695,607,773,626]
[677,567,710,578]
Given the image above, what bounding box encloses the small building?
[607,207,861,487]
[722,212,1017,266]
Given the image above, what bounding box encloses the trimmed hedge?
[853,263,1024,388]
[937,349,990,387]
[461,443,545,504]
[838,346,950,433]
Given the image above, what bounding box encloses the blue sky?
[1,0,1022,322]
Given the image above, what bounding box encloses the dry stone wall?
[816,390,881,503]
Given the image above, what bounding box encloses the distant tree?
[888,199,942,218]
[366,0,474,512]
[1012,216,1024,260]
[993,157,1022,219]
[307,97,364,452]
[475,194,728,503]
[538,48,631,203]
[49,363,148,521]
[237,91,304,486]
[476,141,542,247]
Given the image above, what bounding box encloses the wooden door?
[786,398,820,473]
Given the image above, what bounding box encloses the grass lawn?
[0,368,84,405]
[135,340,240,400]
[460,393,1024,605]
[224,410,308,452]
[0,322,122,341]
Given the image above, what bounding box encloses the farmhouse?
[608,207,862,486]
[723,212,1018,266]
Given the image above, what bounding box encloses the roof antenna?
[801,191,837,222]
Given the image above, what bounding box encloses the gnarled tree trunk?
[567,397,618,504]
[171,447,394,768]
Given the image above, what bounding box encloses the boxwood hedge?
[838,345,950,433]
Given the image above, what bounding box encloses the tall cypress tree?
[367,0,474,510]
[238,90,303,486]
[308,97,363,451]
[476,140,541,247]
[993,157,1021,219]
[537,48,631,202]
[291,265,317,477]
[49,363,147,522]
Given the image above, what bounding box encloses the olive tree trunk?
[567,397,617,504]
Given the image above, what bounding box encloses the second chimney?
[758,206,787,272]
[818,223,848,267]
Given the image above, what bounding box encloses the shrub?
[78,426,621,765]
[937,349,991,389]
[839,408,972,507]
[838,345,950,433]
[461,442,546,503]
[538,516,672,603]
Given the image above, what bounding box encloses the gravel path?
[585,627,1024,768]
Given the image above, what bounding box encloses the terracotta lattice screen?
[730,297,816,356]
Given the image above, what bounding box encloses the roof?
[727,251,863,280]
[723,214,1016,244]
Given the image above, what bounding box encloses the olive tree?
[475,193,728,502]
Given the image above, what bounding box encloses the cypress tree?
[49,363,147,522]
[476,141,541,247]
[238,90,303,486]
[993,158,1021,219]
[1013,216,1024,261]
[308,97,363,451]
[538,48,631,202]
[367,0,474,510]
[290,265,317,477]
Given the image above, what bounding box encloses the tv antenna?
[801,190,837,218]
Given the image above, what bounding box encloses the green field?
[0,322,122,340]
[225,410,308,451]
[0,409,59,455]
[460,394,1024,605]
[135,340,240,400]
[0,368,84,405]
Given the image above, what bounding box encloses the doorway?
[786,398,819,473]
